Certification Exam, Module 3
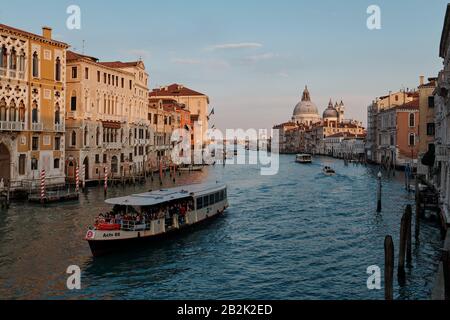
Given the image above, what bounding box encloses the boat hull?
[87,210,225,257]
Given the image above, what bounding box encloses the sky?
[0,0,448,130]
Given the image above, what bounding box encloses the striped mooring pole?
[40,169,46,204]
[75,166,80,193]
[104,166,108,195]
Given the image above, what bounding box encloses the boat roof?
[297,154,312,156]
[105,183,227,206]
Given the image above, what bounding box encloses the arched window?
[9,100,16,122]
[84,126,88,146]
[0,98,6,121]
[18,50,25,73]
[409,133,415,146]
[19,101,25,122]
[32,51,39,77]
[0,46,7,69]
[96,127,100,146]
[9,47,16,70]
[54,103,60,124]
[31,101,38,123]
[71,131,77,146]
[409,113,415,127]
[55,57,61,81]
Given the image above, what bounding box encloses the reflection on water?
[0,154,443,300]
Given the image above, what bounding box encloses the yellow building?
[0,24,69,190]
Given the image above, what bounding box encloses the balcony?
[103,142,122,150]
[54,123,65,132]
[102,114,122,122]
[0,67,6,77]
[0,121,25,131]
[31,122,43,131]
[66,111,77,119]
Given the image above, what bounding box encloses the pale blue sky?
[0,0,447,130]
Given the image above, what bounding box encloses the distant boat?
[178,165,204,172]
[296,154,312,164]
[323,166,336,176]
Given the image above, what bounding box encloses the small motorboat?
[178,165,204,172]
[323,166,336,176]
[296,154,312,164]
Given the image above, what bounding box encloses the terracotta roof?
[0,23,69,48]
[149,83,207,97]
[99,61,140,68]
[66,50,99,63]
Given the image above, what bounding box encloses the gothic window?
[84,126,88,146]
[9,100,16,122]
[19,101,25,122]
[55,57,61,81]
[9,48,17,70]
[32,51,39,77]
[0,46,7,68]
[71,131,77,147]
[54,103,60,124]
[18,50,25,73]
[0,98,6,121]
[32,101,38,123]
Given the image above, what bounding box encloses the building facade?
[64,51,151,181]
[0,24,69,190]
[149,84,209,143]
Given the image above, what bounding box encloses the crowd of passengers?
[95,200,194,227]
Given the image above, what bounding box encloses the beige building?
[418,76,437,156]
[149,84,209,142]
[0,24,69,190]
[65,51,151,181]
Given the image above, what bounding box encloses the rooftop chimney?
[419,75,425,86]
[42,26,52,40]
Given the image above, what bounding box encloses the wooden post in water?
[398,207,410,278]
[405,205,412,264]
[442,250,450,300]
[377,171,382,213]
[384,235,394,300]
[415,178,420,242]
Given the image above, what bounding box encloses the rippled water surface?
[0,154,443,299]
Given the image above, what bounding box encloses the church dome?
[292,86,320,121]
[323,99,339,119]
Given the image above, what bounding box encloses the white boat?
[296,154,312,164]
[85,183,228,256]
[323,166,336,176]
[178,165,204,172]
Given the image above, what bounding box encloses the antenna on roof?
[82,40,85,55]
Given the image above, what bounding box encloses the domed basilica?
[292,86,345,126]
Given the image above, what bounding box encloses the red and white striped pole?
[40,169,46,204]
[104,166,108,195]
[75,166,80,193]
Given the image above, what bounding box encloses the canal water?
[0,154,443,300]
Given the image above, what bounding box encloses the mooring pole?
[377,171,382,213]
[384,235,394,300]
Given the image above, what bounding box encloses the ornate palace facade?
[0,24,69,189]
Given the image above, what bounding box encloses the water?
[0,154,443,300]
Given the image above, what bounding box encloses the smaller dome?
[323,99,338,119]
